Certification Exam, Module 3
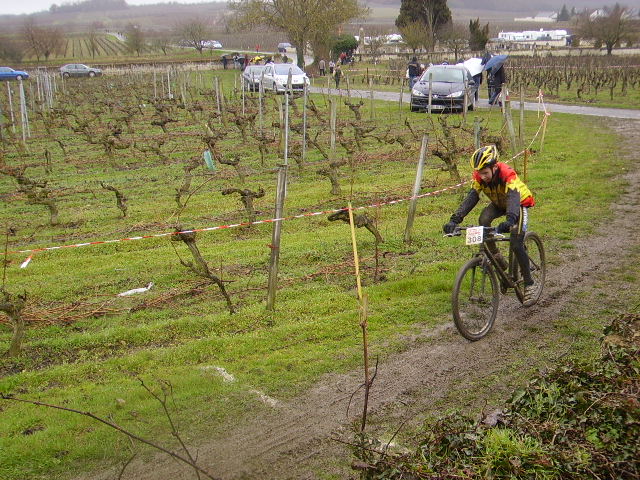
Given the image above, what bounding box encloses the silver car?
[60,64,102,78]
[242,65,267,92]
[261,64,309,93]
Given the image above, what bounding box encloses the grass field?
[0,68,632,479]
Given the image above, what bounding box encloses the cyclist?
[443,145,537,306]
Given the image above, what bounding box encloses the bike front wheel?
[452,256,499,341]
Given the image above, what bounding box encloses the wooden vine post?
[266,70,292,311]
[347,202,370,432]
[266,165,287,311]
[519,85,525,148]
[404,134,428,244]
[329,99,337,157]
[503,87,518,160]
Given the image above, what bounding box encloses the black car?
[410,65,478,112]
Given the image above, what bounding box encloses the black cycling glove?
[443,221,458,234]
[496,221,513,234]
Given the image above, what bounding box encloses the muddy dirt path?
[80,119,640,480]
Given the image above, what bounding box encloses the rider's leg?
[511,207,533,286]
[479,204,507,268]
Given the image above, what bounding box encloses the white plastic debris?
[117,282,154,297]
[20,256,33,269]
[200,366,236,383]
[249,389,280,408]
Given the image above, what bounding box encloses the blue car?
[0,67,29,81]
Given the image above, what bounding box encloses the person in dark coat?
[222,56,228,69]
[407,56,422,88]
[488,65,506,106]
[472,72,482,101]
[333,64,342,89]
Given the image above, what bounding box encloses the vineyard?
[0,66,632,479]
[18,33,185,63]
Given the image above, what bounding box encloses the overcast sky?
[0,0,218,16]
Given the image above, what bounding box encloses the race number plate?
[465,226,484,245]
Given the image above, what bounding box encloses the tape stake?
[20,255,32,269]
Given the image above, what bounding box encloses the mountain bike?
[445,226,546,341]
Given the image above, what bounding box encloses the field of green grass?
[0,67,632,479]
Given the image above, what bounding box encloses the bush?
[353,314,640,479]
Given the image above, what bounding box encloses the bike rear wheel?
[514,231,546,305]
[452,256,499,341]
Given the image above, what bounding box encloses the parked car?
[204,40,223,49]
[242,65,267,91]
[261,64,309,93]
[277,42,292,52]
[410,64,478,112]
[59,64,102,78]
[0,67,29,81]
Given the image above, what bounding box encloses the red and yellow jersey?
[472,162,534,209]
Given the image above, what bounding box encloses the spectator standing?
[282,54,289,64]
[407,56,422,88]
[222,56,228,69]
[329,60,335,75]
[339,51,347,65]
[472,73,482,101]
[333,64,342,89]
[488,65,506,106]
[319,59,326,76]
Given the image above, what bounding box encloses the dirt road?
[78,119,640,480]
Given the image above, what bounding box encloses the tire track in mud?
[78,120,640,480]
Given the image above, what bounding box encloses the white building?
[498,29,569,42]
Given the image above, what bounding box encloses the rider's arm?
[505,188,520,225]
[450,189,480,224]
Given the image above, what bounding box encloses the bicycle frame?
[476,235,524,298]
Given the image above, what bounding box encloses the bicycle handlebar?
[444,226,504,239]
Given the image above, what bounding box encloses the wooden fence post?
[404,134,428,244]
[473,116,481,149]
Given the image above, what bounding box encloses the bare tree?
[150,30,174,55]
[87,22,100,58]
[0,36,25,63]
[398,21,428,53]
[230,0,368,68]
[577,4,633,55]
[363,27,389,63]
[175,19,211,54]
[125,23,145,56]
[21,18,64,61]
[439,22,468,62]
